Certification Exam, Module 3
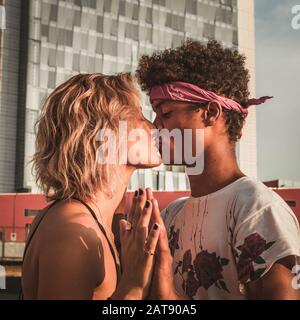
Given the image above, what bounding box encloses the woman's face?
[126,112,162,168]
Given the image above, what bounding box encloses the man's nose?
[153,116,163,130]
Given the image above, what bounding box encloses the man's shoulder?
[235,177,277,205]
[233,177,296,223]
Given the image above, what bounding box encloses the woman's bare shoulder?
[37,201,105,281]
[36,200,104,254]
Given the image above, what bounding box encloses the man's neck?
[188,144,246,198]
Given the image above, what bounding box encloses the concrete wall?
[237,0,257,178]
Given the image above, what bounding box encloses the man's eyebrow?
[153,101,203,113]
[153,100,172,112]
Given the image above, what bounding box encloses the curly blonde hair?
[32,73,142,201]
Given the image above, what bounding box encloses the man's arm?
[246,256,300,300]
[147,198,191,300]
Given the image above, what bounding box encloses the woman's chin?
[132,158,163,169]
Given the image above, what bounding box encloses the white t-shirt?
[161,176,300,300]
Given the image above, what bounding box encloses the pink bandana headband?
[149,81,273,117]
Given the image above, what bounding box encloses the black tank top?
[20,198,122,299]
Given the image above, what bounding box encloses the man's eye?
[162,111,172,119]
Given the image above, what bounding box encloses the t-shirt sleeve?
[160,197,188,229]
[233,200,300,284]
[160,207,168,223]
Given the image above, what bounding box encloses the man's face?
[152,99,207,166]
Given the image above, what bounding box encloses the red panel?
[0,194,15,226]
[0,192,191,241]
[273,189,300,222]
[124,191,190,212]
[13,193,48,228]
[263,180,279,188]
[0,189,299,242]
[0,194,49,241]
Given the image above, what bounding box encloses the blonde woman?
[21,73,163,300]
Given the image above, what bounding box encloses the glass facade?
[0,0,22,193]
[0,0,256,192]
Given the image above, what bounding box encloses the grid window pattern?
[0,1,22,192]
[23,0,239,191]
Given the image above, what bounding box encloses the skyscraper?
[0,0,256,193]
[0,0,26,193]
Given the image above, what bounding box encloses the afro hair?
[136,40,251,142]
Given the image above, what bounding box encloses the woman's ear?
[204,101,222,126]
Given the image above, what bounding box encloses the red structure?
[0,189,299,242]
[264,180,281,188]
[274,188,300,219]
[0,191,190,242]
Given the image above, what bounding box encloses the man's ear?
[203,101,222,126]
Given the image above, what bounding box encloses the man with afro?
[136,40,300,300]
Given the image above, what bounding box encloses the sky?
[255,0,300,182]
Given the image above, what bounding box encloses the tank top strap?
[22,200,59,260]
[20,197,122,300]
[72,198,122,284]
[20,199,59,299]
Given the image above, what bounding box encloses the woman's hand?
[111,188,160,300]
[112,188,128,255]
[115,188,127,215]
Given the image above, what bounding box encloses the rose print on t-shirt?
[173,248,230,298]
[194,251,230,291]
[236,232,275,283]
[168,224,230,297]
[168,225,180,256]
